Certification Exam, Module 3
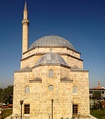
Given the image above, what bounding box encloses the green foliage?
[92,91,101,100]
[90,109,105,119]
[0,85,13,104]
[0,109,12,119]
[92,101,103,110]
[0,88,3,94]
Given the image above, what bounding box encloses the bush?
[92,101,102,110]
[90,109,105,119]
[1,108,12,119]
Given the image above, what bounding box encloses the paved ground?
[90,115,97,119]
[5,115,97,119]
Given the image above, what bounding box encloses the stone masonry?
[13,2,90,119]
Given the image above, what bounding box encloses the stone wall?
[13,46,90,119]
[71,70,90,117]
[21,47,82,69]
[22,47,80,59]
[13,65,90,118]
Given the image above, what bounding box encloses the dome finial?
[24,1,27,10]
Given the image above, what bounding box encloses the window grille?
[24,104,30,114]
[73,104,78,114]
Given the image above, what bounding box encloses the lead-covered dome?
[35,53,69,67]
[29,35,75,50]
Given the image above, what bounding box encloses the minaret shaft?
[22,2,29,55]
[23,10,28,19]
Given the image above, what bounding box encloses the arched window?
[73,86,77,93]
[49,69,53,78]
[25,86,30,94]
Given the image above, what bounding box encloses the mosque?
[13,2,90,119]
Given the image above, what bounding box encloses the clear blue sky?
[0,0,105,88]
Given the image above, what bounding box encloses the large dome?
[29,35,75,50]
[35,53,69,67]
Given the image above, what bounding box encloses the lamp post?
[20,100,23,119]
[48,113,50,119]
[51,99,54,119]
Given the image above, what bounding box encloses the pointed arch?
[25,86,30,94]
[73,86,77,93]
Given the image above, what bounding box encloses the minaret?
[22,2,29,55]
[98,81,100,88]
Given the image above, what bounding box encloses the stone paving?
[5,115,97,119]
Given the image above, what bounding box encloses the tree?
[92,101,102,110]
[0,88,3,102]
[91,91,102,110]
[92,91,101,100]
[0,85,13,104]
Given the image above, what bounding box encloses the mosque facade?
[13,2,90,119]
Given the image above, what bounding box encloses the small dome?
[35,53,68,67]
[29,35,75,50]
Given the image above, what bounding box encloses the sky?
[0,0,105,88]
